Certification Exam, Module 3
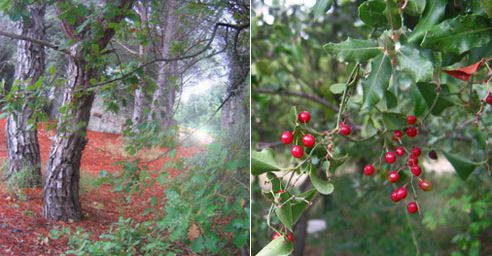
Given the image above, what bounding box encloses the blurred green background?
[251,0,492,255]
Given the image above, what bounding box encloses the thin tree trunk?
[43,51,96,221]
[132,1,150,132]
[5,4,45,188]
[150,0,177,131]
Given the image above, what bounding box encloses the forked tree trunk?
[150,0,177,131]
[42,52,96,221]
[5,4,46,188]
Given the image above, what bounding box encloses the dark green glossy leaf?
[416,82,454,115]
[385,0,402,29]
[385,90,398,109]
[443,151,478,180]
[358,0,386,27]
[323,38,382,63]
[397,45,433,82]
[256,237,294,256]
[308,164,334,195]
[382,112,407,130]
[252,149,281,175]
[421,15,492,54]
[291,189,316,225]
[275,203,293,229]
[405,0,426,16]
[362,53,392,109]
[408,0,447,43]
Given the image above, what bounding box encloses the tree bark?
[149,0,178,131]
[43,0,135,221]
[42,50,96,221]
[5,4,45,188]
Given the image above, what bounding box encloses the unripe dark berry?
[411,166,422,176]
[291,145,304,158]
[391,190,399,202]
[487,94,492,105]
[388,171,400,183]
[395,146,405,156]
[363,164,375,176]
[406,127,418,137]
[272,233,281,240]
[281,131,294,144]
[302,134,315,147]
[396,187,408,200]
[298,111,311,123]
[339,124,351,136]
[407,202,418,214]
[411,147,421,158]
[406,115,417,125]
[428,150,438,160]
[418,179,432,191]
[385,151,396,164]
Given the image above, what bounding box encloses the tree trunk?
[5,4,45,188]
[150,0,177,131]
[43,52,95,221]
[132,2,150,132]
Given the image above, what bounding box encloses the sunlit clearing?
[192,128,214,145]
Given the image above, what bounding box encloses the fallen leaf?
[188,223,201,241]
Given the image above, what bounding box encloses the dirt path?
[0,118,200,255]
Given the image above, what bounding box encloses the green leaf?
[329,83,346,94]
[385,90,398,109]
[323,38,382,63]
[266,172,283,193]
[275,203,293,229]
[291,189,316,225]
[421,15,492,54]
[443,151,479,180]
[358,0,386,27]
[308,164,334,195]
[256,237,294,256]
[405,0,426,16]
[289,106,298,126]
[382,112,407,130]
[312,0,333,19]
[362,53,392,109]
[416,82,454,115]
[252,149,281,175]
[480,0,492,19]
[329,155,348,173]
[408,0,447,43]
[397,45,433,82]
[384,0,402,29]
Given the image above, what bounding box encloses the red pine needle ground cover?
[0,118,200,255]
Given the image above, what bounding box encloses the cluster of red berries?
[363,115,433,214]
[280,111,316,158]
[487,93,492,105]
[272,232,293,242]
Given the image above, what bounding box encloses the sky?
[181,78,217,103]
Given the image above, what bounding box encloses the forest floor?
[0,118,201,255]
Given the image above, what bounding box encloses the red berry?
[277,190,285,194]
[396,187,408,200]
[407,202,418,214]
[487,94,492,105]
[408,157,419,167]
[363,164,375,176]
[287,233,293,242]
[291,145,304,158]
[281,131,294,144]
[385,151,396,164]
[339,124,351,136]
[394,130,403,138]
[387,171,400,183]
[390,190,399,202]
[418,179,432,191]
[411,147,421,157]
[395,146,405,156]
[298,111,311,123]
[272,233,281,240]
[406,127,418,137]
[302,134,316,147]
[406,115,417,125]
[411,166,422,176]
